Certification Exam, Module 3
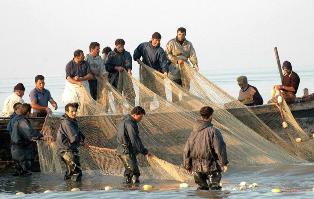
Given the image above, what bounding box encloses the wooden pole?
[274,47,284,84]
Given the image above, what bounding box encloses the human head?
[35,75,45,91]
[102,47,112,56]
[282,61,292,76]
[20,103,32,116]
[115,39,125,53]
[65,103,79,119]
[89,42,100,57]
[13,102,22,114]
[237,76,248,90]
[14,83,25,97]
[73,49,85,63]
[130,106,146,122]
[200,106,214,121]
[176,27,186,42]
[151,32,161,47]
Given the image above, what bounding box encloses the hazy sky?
[0,0,313,78]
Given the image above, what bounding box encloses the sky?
[0,0,313,78]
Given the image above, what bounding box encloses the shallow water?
[0,164,313,198]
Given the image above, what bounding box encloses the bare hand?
[45,107,52,114]
[128,70,132,75]
[193,65,199,72]
[52,103,58,110]
[274,85,283,90]
[146,152,153,158]
[115,66,124,72]
[177,60,184,65]
[163,72,168,78]
[74,76,79,81]
[223,165,228,173]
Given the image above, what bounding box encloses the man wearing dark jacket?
[133,32,168,101]
[116,106,151,184]
[56,103,85,182]
[10,103,43,176]
[105,39,135,106]
[184,106,229,190]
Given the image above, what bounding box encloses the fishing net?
[37,60,314,183]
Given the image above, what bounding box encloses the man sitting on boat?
[237,76,263,106]
[62,49,94,106]
[274,61,300,103]
[184,106,228,190]
[56,103,85,182]
[30,75,58,117]
[116,106,152,184]
[10,103,43,176]
[2,83,25,117]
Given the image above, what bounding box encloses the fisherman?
[133,32,168,100]
[2,83,25,117]
[184,106,229,190]
[29,75,58,117]
[62,49,94,105]
[102,46,112,63]
[86,42,106,100]
[166,27,199,101]
[274,61,300,103]
[10,103,43,176]
[105,39,135,106]
[116,106,152,184]
[6,102,23,134]
[237,76,263,106]
[56,103,85,182]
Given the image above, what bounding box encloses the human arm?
[211,129,229,171]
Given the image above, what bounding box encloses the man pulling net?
[56,103,85,182]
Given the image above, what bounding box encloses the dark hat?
[14,83,25,91]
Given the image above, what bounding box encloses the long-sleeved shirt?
[85,54,107,76]
[166,37,198,67]
[2,93,24,117]
[105,49,132,88]
[133,42,168,73]
[56,115,85,154]
[184,120,228,172]
[116,114,148,156]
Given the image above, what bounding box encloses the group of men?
[236,60,301,106]
[62,27,199,107]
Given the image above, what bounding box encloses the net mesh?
[37,61,313,182]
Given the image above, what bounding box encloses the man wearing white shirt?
[2,83,25,117]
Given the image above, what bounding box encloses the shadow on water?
[0,164,314,198]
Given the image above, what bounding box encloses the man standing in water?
[29,75,58,117]
[116,106,151,184]
[184,106,228,190]
[86,42,106,100]
[10,103,43,176]
[56,103,85,182]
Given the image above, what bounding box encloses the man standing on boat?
[184,106,228,190]
[274,61,300,103]
[105,39,135,106]
[166,27,199,102]
[56,103,85,182]
[10,103,43,176]
[62,49,94,106]
[133,32,168,101]
[116,106,152,184]
[237,76,263,106]
[30,75,58,117]
[86,42,107,100]
[2,83,25,117]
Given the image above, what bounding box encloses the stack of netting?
[37,61,312,182]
